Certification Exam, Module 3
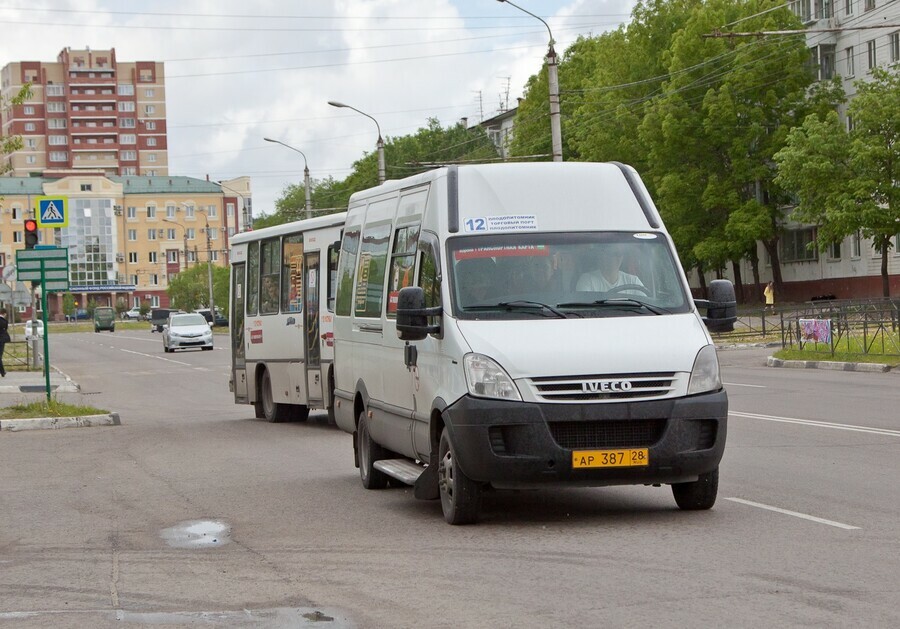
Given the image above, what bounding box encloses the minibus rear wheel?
[438,427,482,525]
[672,467,719,510]
[260,369,290,423]
[357,412,388,489]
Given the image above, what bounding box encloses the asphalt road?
[1,333,899,628]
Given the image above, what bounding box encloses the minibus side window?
[419,239,441,310]
[354,222,391,318]
[282,234,304,313]
[386,223,421,317]
[335,226,360,316]
[246,241,259,316]
[327,243,340,312]
[259,238,281,315]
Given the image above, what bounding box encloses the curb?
[0,412,121,432]
[0,382,81,394]
[766,356,892,373]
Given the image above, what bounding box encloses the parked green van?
[93,306,116,333]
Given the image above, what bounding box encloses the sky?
[0,1,636,216]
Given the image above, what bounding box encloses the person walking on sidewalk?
[764,281,775,315]
[0,309,10,377]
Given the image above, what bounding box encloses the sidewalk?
[0,368,80,396]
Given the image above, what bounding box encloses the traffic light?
[24,218,39,249]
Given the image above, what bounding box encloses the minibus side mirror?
[696,279,737,333]
[396,286,442,341]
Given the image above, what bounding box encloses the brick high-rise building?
[1,47,167,177]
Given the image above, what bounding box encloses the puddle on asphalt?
[160,519,231,548]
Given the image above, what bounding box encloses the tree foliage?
[167,263,229,313]
[1,85,33,174]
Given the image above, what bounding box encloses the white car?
[123,307,144,320]
[162,313,213,352]
[25,319,44,341]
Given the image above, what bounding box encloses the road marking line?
[724,382,766,388]
[120,348,191,366]
[730,411,900,437]
[726,497,859,530]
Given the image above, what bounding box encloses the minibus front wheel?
[357,412,388,489]
[438,428,482,525]
[672,466,719,510]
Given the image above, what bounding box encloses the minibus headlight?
[688,345,722,395]
[463,353,521,401]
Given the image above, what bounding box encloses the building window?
[122,167,137,175]
[13,232,22,243]
[48,118,67,129]
[147,137,157,147]
[121,150,136,160]
[118,101,135,112]
[26,155,37,164]
[146,206,156,219]
[145,105,155,115]
[12,207,21,220]
[148,229,157,240]
[145,88,155,97]
[845,46,855,76]
[167,250,178,263]
[128,252,138,263]
[864,0,874,10]
[146,121,156,130]
[167,228,176,240]
[47,102,66,112]
[49,151,67,161]
[24,122,35,131]
[46,84,64,96]
[149,252,158,263]
[851,230,862,257]
[128,229,137,241]
[228,227,235,237]
[187,228,196,240]
[891,32,900,63]
[184,205,195,218]
[166,205,176,218]
[207,204,217,218]
[120,133,136,144]
[48,135,67,145]
[867,40,876,69]
[118,84,134,96]
[210,229,218,241]
[189,251,197,263]
[120,118,135,128]
[80,184,92,191]
[828,241,841,259]
[24,105,34,115]
[210,251,219,262]
[127,206,137,219]
[781,227,818,262]
[147,153,157,162]
[150,274,159,286]
[845,0,853,15]
[130,275,139,286]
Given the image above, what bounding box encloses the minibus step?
[373,459,425,485]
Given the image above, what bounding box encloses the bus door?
[304,251,323,404]
[231,262,248,402]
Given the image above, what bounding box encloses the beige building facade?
[1,47,167,177]
[0,174,251,319]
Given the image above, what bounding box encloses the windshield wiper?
[467,300,570,319]
[557,298,669,315]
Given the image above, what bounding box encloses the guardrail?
[780,299,900,356]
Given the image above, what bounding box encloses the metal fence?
[710,298,900,356]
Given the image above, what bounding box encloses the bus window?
[282,234,303,313]
[247,241,259,316]
[327,242,340,312]
[386,223,420,316]
[260,238,281,315]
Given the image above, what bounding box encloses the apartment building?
[0,174,251,319]
[0,47,167,177]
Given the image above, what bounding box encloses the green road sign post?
[15,247,70,401]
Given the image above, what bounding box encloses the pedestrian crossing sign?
[35,196,68,228]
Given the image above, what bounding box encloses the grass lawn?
[773,347,900,366]
[0,398,109,419]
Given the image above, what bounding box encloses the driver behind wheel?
[575,244,644,294]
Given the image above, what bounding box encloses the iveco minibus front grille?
[529,372,677,402]
[548,419,666,449]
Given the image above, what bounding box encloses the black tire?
[672,467,719,510]
[260,369,290,423]
[326,370,337,425]
[438,427,482,525]
[357,412,388,489]
[202,346,213,351]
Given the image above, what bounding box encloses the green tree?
[775,67,900,296]
[62,294,76,320]
[167,265,210,311]
[1,85,32,173]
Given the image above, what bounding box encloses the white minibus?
[332,163,735,524]
[229,213,346,422]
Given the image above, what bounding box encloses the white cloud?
[0,0,634,215]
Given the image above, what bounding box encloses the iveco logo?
[583,380,633,393]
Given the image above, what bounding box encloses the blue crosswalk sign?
[35,196,68,228]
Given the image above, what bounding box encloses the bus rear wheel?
[260,369,290,423]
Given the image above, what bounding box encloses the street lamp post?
[497,0,562,162]
[327,101,385,184]
[263,138,312,220]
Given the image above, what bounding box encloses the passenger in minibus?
[575,245,644,293]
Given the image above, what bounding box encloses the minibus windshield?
[448,232,691,319]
